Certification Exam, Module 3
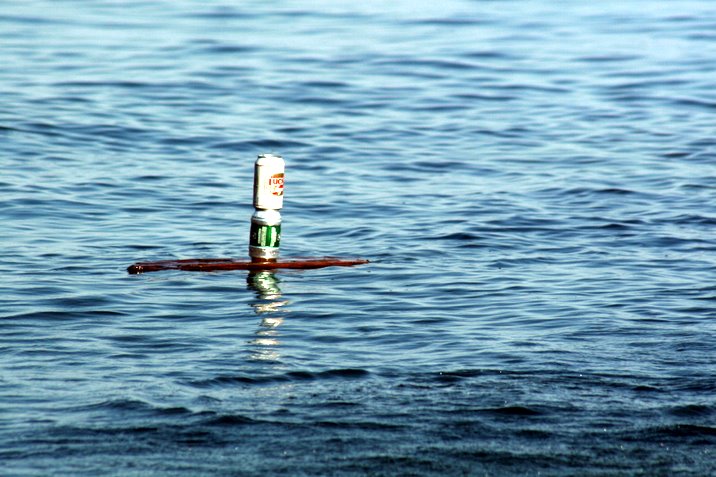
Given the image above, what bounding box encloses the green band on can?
[250,223,281,248]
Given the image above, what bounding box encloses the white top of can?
[256,153,284,165]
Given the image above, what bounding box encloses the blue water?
[2,0,716,474]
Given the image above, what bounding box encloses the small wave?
[69,399,194,418]
[427,232,479,242]
[669,404,715,418]
[408,17,489,27]
[202,415,257,426]
[672,97,716,110]
[462,50,517,60]
[54,80,150,89]
[196,44,259,55]
[576,54,641,63]
[298,80,350,89]
[373,58,477,71]
[189,368,369,388]
[479,406,543,417]
[432,369,509,383]
[210,139,311,151]
[639,424,716,439]
[315,420,403,430]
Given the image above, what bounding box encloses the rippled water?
[2,0,716,475]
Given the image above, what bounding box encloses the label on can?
[250,223,281,248]
[253,154,285,210]
[269,173,284,196]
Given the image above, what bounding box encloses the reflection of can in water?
[247,270,282,300]
[249,209,282,261]
[253,153,284,210]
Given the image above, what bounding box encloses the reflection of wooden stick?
[128,258,369,274]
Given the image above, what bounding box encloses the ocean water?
[2,0,716,475]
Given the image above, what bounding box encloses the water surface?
[2,1,716,475]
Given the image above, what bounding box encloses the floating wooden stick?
[128,258,368,274]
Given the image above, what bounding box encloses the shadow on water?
[246,271,289,362]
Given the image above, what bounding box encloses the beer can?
[253,153,284,210]
[249,209,282,260]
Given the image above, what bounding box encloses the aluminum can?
[249,209,282,260]
[253,153,284,210]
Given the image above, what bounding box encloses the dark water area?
[2,0,716,475]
